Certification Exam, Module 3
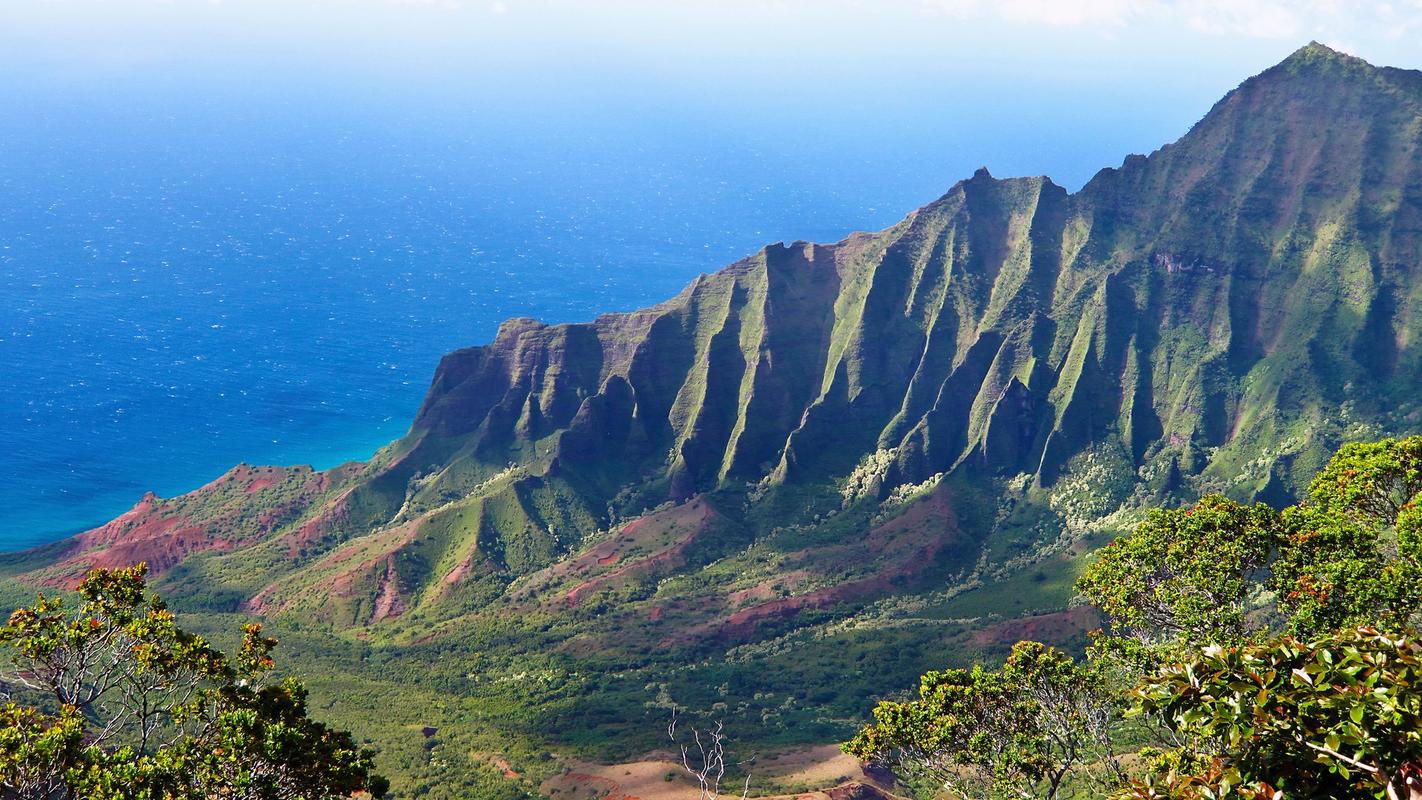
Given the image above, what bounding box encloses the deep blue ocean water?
[0,81,1205,550]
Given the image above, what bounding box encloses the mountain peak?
[1294,40,1346,58]
[1275,40,1373,75]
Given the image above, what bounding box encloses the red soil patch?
[21,464,329,589]
[969,605,1102,649]
[441,554,480,587]
[216,463,285,494]
[245,476,279,493]
[695,488,963,642]
[726,569,812,608]
[246,517,424,616]
[369,557,407,623]
[277,487,355,557]
[552,498,721,609]
[42,526,228,586]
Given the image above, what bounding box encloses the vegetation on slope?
[850,435,1422,799]
[0,565,386,799]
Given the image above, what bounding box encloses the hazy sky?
[6,1,1422,85]
[4,0,1422,190]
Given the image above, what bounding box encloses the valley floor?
[541,745,899,800]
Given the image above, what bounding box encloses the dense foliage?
[1074,496,1277,648]
[1274,437,1422,636]
[0,565,387,800]
[844,640,1120,799]
[1125,627,1422,799]
[849,435,1422,800]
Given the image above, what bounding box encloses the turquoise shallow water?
[0,83,1176,551]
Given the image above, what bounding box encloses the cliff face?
[12,43,1422,638]
[404,42,1422,505]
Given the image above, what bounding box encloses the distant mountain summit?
[9,42,1422,648]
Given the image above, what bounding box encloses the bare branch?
[668,712,750,800]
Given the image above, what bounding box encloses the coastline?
[0,421,407,554]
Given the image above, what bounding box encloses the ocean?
[0,83,1188,550]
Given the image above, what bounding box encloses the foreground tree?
[1075,495,1278,653]
[844,641,1120,799]
[1118,627,1422,800]
[0,564,387,800]
[1077,437,1422,650]
[849,437,1422,799]
[1273,437,1422,636]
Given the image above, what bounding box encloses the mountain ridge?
[8,39,1422,659]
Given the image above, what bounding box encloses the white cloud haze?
[4,0,1422,110]
[921,0,1422,43]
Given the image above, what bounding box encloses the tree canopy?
[844,640,1120,800]
[1074,495,1277,649]
[1122,627,1422,800]
[0,564,387,800]
[1273,438,1422,637]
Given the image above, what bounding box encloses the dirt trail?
[541,745,900,800]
